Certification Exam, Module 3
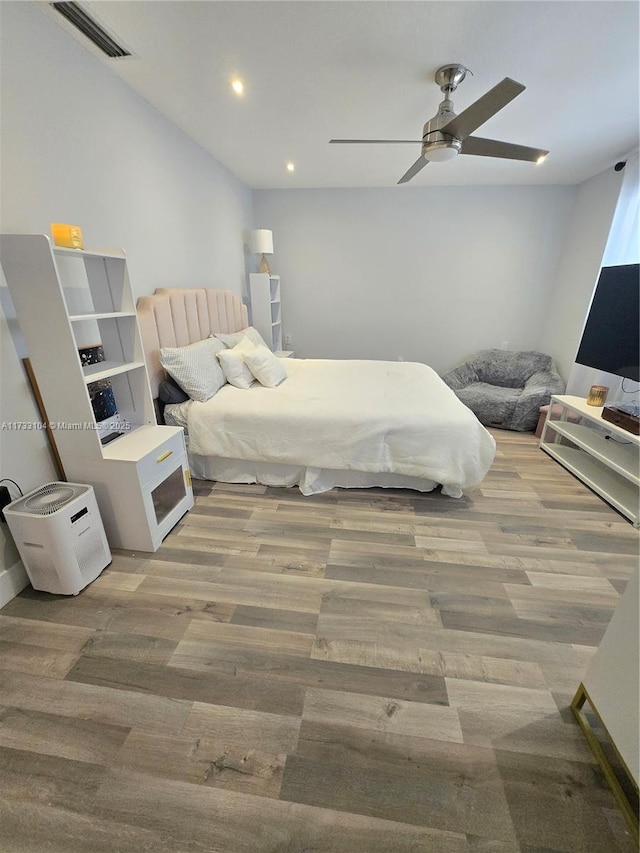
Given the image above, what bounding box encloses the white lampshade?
[251,229,273,255]
[251,229,274,274]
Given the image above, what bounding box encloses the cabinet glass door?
[150,464,187,525]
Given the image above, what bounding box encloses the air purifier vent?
[22,483,83,515]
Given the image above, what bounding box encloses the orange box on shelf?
[51,223,84,249]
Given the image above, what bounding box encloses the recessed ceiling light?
[231,78,244,96]
[286,162,295,172]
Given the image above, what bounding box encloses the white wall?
[539,166,624,392]
[0,3,254,599]
[253,186,575,373]
[0,3,253,293]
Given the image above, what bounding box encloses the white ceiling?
[44,1,639,189]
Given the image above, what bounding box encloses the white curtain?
[567,152,639,399]
[603,151,639,266]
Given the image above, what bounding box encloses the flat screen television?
[575,263,639,382]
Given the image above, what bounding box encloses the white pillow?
[244,345,288,388]
[159,338,227,402]
[216,338,256,389]
[214,326,270,351]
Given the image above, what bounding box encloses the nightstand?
[275,350,295,358]
[65,425,194,551]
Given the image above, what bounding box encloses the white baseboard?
[0,559,29,608]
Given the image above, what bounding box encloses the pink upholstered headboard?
[136,288,248,396]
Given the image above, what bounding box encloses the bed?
[136,288,496,497]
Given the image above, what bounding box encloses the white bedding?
[179,358,495,497]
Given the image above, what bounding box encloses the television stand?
[540,395,640,527]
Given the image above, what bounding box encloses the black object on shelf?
[80,345,119,423]
[100,431,126,446]
[602,406,640,435]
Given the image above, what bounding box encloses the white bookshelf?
[0,234,193,551]
[249,272,283,351]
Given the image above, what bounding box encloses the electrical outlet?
[284,334,292,347]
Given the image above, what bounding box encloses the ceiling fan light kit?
[330,63,549,184]
[425,143,461,162]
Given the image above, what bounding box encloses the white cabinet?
[64,425,191,551]
[540,395,639,526]
[249,273,283,351]
[0,234,194,552]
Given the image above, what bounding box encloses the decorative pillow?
[158,375,189,405]
[159,337,227,402]
[216,338,256,389]
[214,326,270,351]
[243,345,288,388]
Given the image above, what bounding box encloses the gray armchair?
[442,349,565,431]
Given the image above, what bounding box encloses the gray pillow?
[158,375,189,404]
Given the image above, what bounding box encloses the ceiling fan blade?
[330,139,423,144]
[439,78,526,141]
[461,136,549,162]
[398,157,428,184]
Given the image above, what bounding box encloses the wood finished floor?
[0,430,638,852]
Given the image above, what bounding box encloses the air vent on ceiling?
[51,2,131,58]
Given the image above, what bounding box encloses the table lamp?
[252,229,273,274]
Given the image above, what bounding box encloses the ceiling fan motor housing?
[422,100,462,161]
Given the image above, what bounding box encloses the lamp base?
[258,254,271,274]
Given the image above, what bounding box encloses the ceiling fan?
[330,64,549,184]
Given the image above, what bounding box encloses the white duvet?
[184,358,495,496]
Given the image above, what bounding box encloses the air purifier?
[4,482,111,595]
